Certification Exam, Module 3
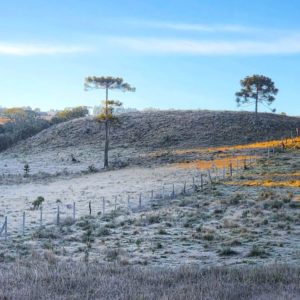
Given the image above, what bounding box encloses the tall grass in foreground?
[0,262,299,299]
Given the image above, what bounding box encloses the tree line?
[0,106,88,151]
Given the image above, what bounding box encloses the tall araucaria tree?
[84,76,136,169]
[235,75,278,118]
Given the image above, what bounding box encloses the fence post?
[162,186,165,200]
[40,206,43,227]
[208,169,212,185]
[139,193,142,209]
[4,216,7,241]
[89,201,92,215]
[57,205,60,225]
[183,181,186,194]
[127,195,130,211]
[229,162,233,177]
[22,212,25,236]
[172,184,175,199]
[200,174,204,191]
[102,197,105,215]
[114,196,117,211]
[73,202,76,220]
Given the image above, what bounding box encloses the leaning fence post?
[57,205,60,225]
[22,212,25,236]
[73,202,76,220]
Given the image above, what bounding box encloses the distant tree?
[235,75,278,118]
[51,106,89,124]
[84,76,136,169]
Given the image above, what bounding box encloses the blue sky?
[0,0,300,115]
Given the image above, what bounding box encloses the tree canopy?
[84,76,136,92]
[235,75,278,116]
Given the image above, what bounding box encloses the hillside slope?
[8,110,300,154]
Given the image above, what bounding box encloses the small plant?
[88,164,97,173]
[32,196,45,210]
[247,245,268,258]
[96,227,111,237]
[202,233,214,241]
[218,247,238,256]
[23,163,30,177]
[158,228,168,235]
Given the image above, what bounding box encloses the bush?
[51,107,89,124]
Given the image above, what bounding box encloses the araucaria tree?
[235,75,278,117]
[84,76,135,169]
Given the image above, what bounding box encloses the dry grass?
[226,180,300,188]
[0,261,299,300]
[174,137,300,155]
[176,155,256,170]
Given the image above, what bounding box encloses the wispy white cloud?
[109,35,300,55]
[0,43,89,56]
[132,20,255,33]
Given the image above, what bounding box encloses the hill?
[7,110,300,154]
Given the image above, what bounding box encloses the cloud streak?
[0,43,89,56]
[134,20,255,33]
[109,36,300,55]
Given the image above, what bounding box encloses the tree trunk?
[104,87,109,169]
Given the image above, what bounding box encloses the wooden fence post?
[4,216,7,241]
[73,202,76,220]
[127,195,130,211]
[89,201,92,215]
[208,169,212,185]
[200,174,204,191]
[102,197,105,215]
[57,206,60,225]
[183,181,186,194]
[139,193,142,209]
[172,184,175,199]
[40,206,43,226]
[22,212,25,236]
[229,162,233,177]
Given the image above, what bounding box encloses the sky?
[0,0,300,115]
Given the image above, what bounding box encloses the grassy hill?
[7,110,300,155]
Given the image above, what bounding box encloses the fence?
[0,153,264,241]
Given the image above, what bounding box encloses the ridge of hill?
[7,110,300,155]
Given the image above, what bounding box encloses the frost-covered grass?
[0,261,299,300]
